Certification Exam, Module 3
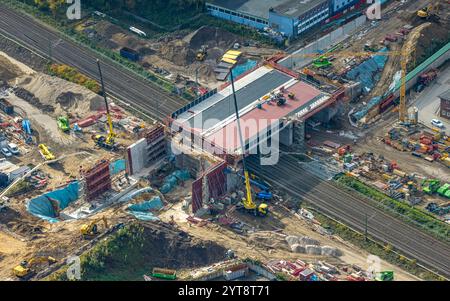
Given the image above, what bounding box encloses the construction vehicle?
[152,268,177,280]
[13,256,57,279]
[437,183,450,198]
[80,216,108,237]
[422,179,441,194]
[57,116,70,132]
[375,271,394,281]
[38,144,56,161]
[196,45,208,61]
[313,56,332,69]
[91,60,118,151]
[287,49,411,125]
[417,3,438,19]
[229,69,269,217]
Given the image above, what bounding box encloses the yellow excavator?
[417,3,439,19]
[13,256,57,279]
[80,216,109,237]
[92,60,118,151]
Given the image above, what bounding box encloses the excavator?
[13,256,57,279]
[196,45,208,61]
[417,3,439,20]
[91,60,118,151]
[80,216,109,238]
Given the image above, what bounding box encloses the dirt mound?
[186,26,238,51]
[16,73,103,118]
[139,222,226,268]
[160,40,196,66]
[0,207,43,238]
[0,55,21,81]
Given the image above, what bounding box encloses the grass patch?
[335,174,450,242]
[46,223,154,281]
[48,64,100,93]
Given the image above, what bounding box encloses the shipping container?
[0,99,14,115]
[120,47,140,62]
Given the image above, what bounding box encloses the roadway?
[0,3,188,121]
[1,3,449,279]
[248,155,450,278]
[412,66,450,130]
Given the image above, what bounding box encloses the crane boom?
[96,59,116,142]
[229,69,267,215]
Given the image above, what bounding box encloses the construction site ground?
[158,201,419,281]
[75,19,279,89]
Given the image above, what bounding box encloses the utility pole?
[365,213,368,242]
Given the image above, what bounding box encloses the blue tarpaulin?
[346,48,388,94]
[353,96,382,121]
[27,181,79,223]
[127,196,163,221]
[160,170,191,194]
[110,159,126,175]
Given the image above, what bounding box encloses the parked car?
[431,119,445,128]
[1,147,12,158]
[7,143,20,155]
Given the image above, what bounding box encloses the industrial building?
[170,60,344,158]
[205,0,362,38]
[439,90,450,120]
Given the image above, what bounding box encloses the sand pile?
[16,73,104,118]
[286,235,342,257]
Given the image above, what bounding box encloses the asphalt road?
[248,155,450,278]
[412,66,450,130]
[1,3,449,279]
[0,4,188,121]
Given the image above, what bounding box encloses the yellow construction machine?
[228,69,268,217]
[92,60,118,151]
[240,170,269,216]
[13,256,57,279]
[417,3,437,19]
[196,45,208,61]
[80,216,109,237]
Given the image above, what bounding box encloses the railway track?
[248,155,450,278]
[0,4,188,121]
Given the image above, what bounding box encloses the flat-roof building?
[206,0,362,38]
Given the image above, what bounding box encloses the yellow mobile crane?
[13,256,57,279]
[285,49,412,124]
[92,59,118,150]
[229,69,268,217]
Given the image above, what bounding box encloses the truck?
[151,268,176,280]
[0,98,14,115]
[120,47,140,62]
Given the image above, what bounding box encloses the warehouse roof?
[207,0,326,20]
[271,0,328,18]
